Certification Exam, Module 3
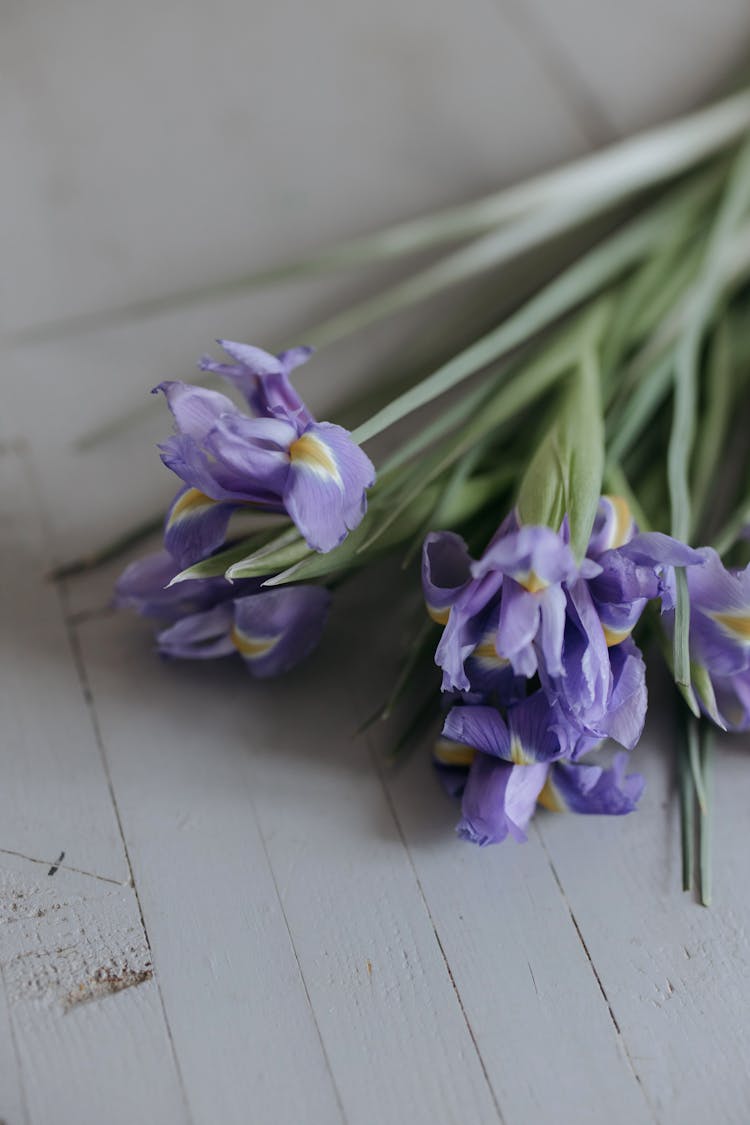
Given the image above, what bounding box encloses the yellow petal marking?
[427,604,450,625]
[711,611,750,642]
[473,636,510,668]
[537,777,565,812]
[602,623,633,647]
[433,739,476,768]
[603,493,633,550]
[168,487,215,525]
[230,626,278,659]
[509,735,535,765]
[289,433,340,481]
[517,570,549,594]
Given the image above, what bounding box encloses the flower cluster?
[116,341,375,678]
[422,497,703,844]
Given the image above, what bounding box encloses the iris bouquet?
[90,83,750,904]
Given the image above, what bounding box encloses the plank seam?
[249,793,349,1125]
[535,825,659,1124]
[366,744,507,1125]
[20,441,195,1125]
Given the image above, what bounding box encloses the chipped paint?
[0,865,153,1011]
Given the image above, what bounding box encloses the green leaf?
[169,526,289,582]
[678,732,696,893]
[699,724,714,907]
[350,199,670,445]
[517,302,607,561]
[225,525,310,580]
[673,568,692,689]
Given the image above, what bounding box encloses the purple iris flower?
[423,498,702,750]
[157,340,375,566]
[438,691,643,845]
[114,549,257,621]
[679,548,750,727]
[157,584,331,678]
[115,548,330,678]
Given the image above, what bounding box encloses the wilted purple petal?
[541,752,644,815]
[231,585,331,677]
[154,380,238,440]
[156,604,236,660]
[496,581,540,676]
[443,705,511,759]
[597,638,647,750]
[421,531,473,623]
[473,525,577,589]
[114,549,251,620]
[457,754,548,845]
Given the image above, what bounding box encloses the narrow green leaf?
[679,735,696,893]
[517,302,607,560]
[226,525,310,580]
[673,568,692,688]
[350,201,668,445]
[355,321,582,555]
[169,526,288,582]
[692,315,735,533]
[699,725,714,907]
[686,716,708,815]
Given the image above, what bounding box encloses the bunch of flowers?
[83,84,750,903]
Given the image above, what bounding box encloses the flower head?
[115,548,330,678]
[114,549,256,621]
[679,548,750,727]
[157,584,331,678]
[157,341,375,565]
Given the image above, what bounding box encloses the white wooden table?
[2,3,750,1122]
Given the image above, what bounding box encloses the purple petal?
[537,583,567,678]
[473,525,577,588]
[497,581,540,676]
[442,705,511,759]
[457,756,548,845]
[586,495,636,558]
[597,639,647,750]
[114,548,243,620]
[231,585,331,677]
[284,423,375,553]
[543,752,644,815]
[507,692,565,763]
[421,531,473,622]
[164,486,238,568]
[618,532,704,569]
[205,413,296,494]
[156,604,236,660]
[687,548,750,675]
[154,380,238,440]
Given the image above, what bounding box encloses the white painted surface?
[2,2,750,1123]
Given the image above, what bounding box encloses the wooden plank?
[74,612,348,1125]
[0,438,127,885]
[344,580,653,1124]
[0,967,28,1125]
[76,607,504,1125]
[533,708,750,1124]
[0,851,187,1125]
